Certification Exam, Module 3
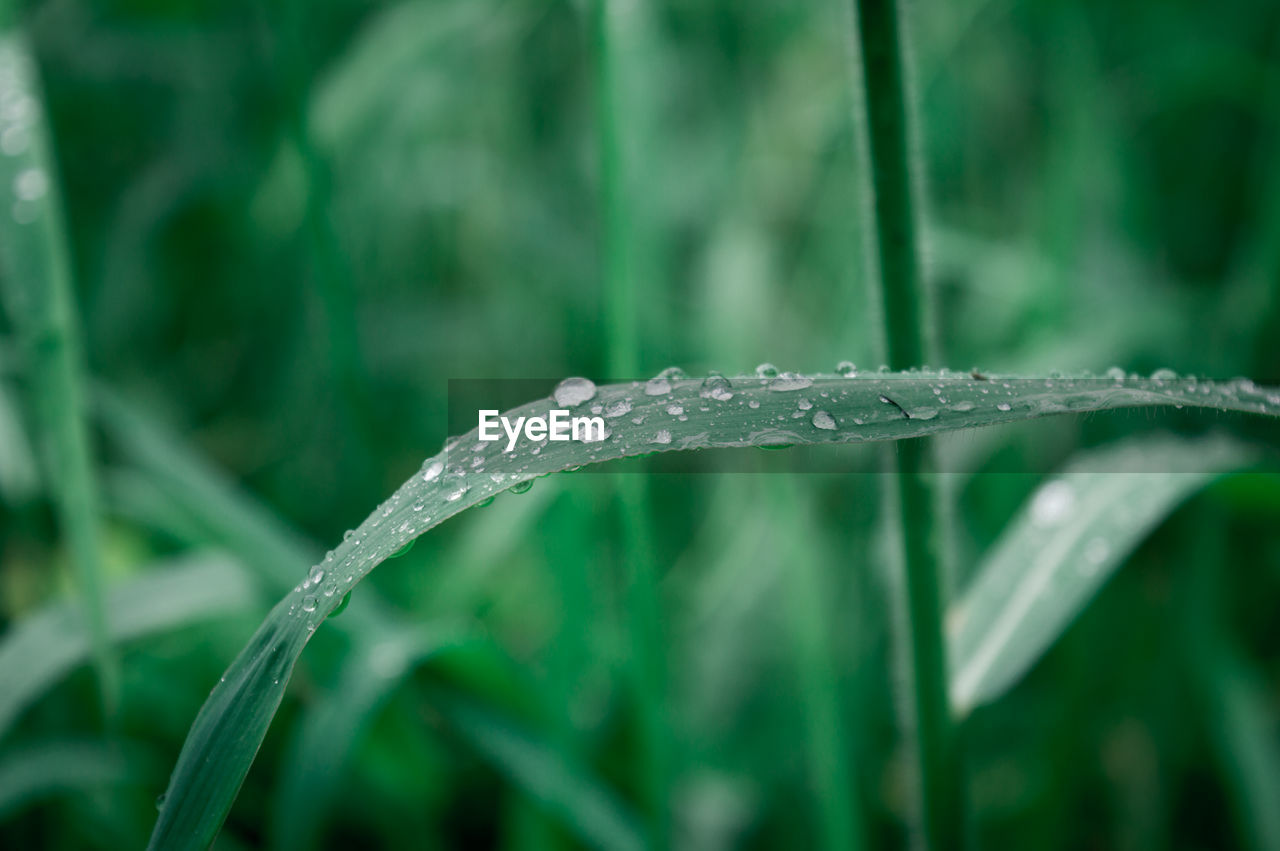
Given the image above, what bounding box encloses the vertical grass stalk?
[850,0,964,847]
[590,0,670,843]
[0,22,117,717]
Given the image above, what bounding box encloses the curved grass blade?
[0,739,143,820]
[149,371,1280,850]
[947,434,1257,717]
[0,553,258,742]
[0,27,116,714]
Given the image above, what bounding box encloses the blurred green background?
[2,0,1280,848]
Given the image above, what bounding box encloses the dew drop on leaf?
[700,373,734,401]
[812,410,837,430]
[509,480,533,494]
[604,398,632,417]
[836,361,857,377]
[767,373,812,392]
[553,376,597,407]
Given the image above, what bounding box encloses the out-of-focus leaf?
[0,553,259,741]
[434,691,646,851]
[1200,642,1280,851]
[948,435,1256,715]
[0,739,143,819]
[270,625,470,851]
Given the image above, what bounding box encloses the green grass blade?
[0,553,259,741]
[94,388,320,593]
[775,481,863,851]
[0,27,116,715]
[0,739,140,820]
[433,692,646,851]
[1200,642,1280,851]
[947,434,1256,716]
[148,600,312,850]
[852,0,958,841]
[0,373,39,503]
[149,371,1280,850]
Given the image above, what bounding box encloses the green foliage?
[2,0,1279,849]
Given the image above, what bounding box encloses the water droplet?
[553,376,597,407]
[155,792,168,811]
[390,539,415,558]
[331,591,352,618]
[445,484,469,502]
[477,495,495,508]
[308,565,325,586]
[343,529,357,543]
[1106,367,1126,382]
[755,363,779,378]
[909,407,939,420]
[421,460,443,482]
[1150,368,1178,383]
[748,399,760,408]
[950,401,975,412]
[412,499,426,512]
[797,398,812,410]
[812,410,837,430]
[645,376,672,396]
[576,422,611,443]
[604,398,632,418]
[836,361,857,377]
[1030,480,1074,527]
[666,404,684,416]
[996,402,1012,412]
[509,479,533,494]
[651,429,672,445]
[301,595,318,613]
[700,373,734,401]
[767,372,812,392]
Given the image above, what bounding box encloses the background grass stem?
[851,0,965,846]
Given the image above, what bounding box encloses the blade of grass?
[148,370,1280,850]
[947,434,1256,715]
[851,0,960,845]
[0,552,259,741]
[1182,499,1280,851]
[0,739,141,820]
[0,24,116,717]
[1198,641,1280,851]
[0,371,39,503]
[774,480,864,851]
[432,690,646,851]
[590,0,670,840]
